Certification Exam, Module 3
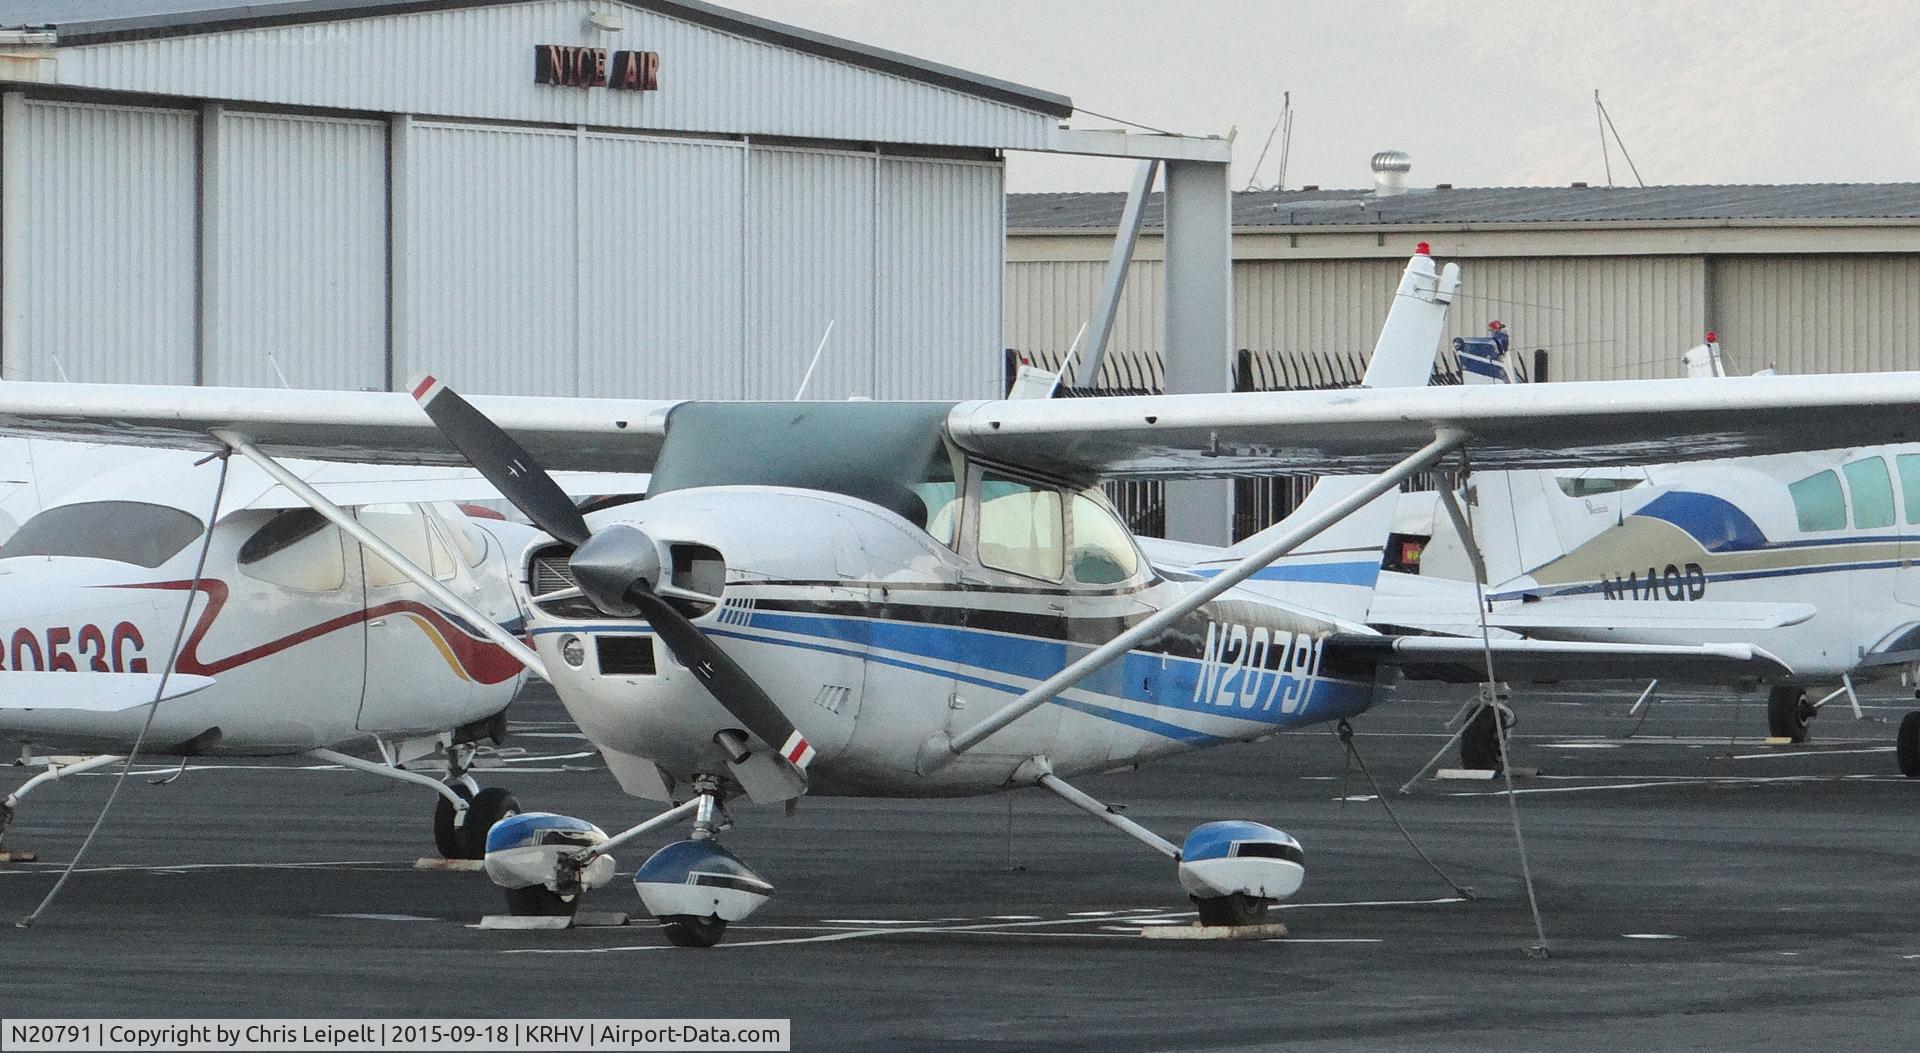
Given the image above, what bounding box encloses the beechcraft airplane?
[0,438,644,861]
[9,282,1920,944]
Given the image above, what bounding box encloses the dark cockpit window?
[0,501,204,568]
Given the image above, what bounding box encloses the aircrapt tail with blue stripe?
[1192,249,1459,623]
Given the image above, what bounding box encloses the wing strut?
[918,429,1468,773]
[214,430,550,681]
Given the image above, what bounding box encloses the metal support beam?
[1036,768,1179,860]
[1161,158,1235,545]
[1076,159,1158,388]
[922,431,1467,769]
[214,430,550,680]
[197,102,224,386]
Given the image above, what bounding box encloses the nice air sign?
[534,45,660,90]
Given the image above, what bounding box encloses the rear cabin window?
[1843,457,1895,530]
[238,509,347,592]
[1069,491,1140,585]
[0,501,203,567]
[1898,454,1920,525]
[1788,470,1847,533]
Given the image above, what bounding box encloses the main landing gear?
[482,774,774,947]
[1023,758,1305,929]
[308,741,519,860]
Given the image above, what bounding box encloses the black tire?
[1898,712,1920,778]
[505,884,579,918]
[432,784,474,859]
[1767,686,1813,743]
[1460,705,1508,772]
[460,787,521,859]
[659,914,728,948]
[1193,893,1270,927]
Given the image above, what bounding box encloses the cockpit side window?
[1788,470,1847,532]
[976,471,1065,581]
[0,501,203,567]
[1897,454,1920,525]
[1069,490,1141,585]
[238,509,347,592]
[1843,457,1895,530]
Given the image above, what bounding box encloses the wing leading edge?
[947,372,1920,480]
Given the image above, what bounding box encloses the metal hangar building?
[0,0,1231,405]
[1007,176,1920,386]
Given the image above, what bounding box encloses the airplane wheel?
[1460,705,1511,772]
[659,914,728,948]
[1767,687,1813,744]
[1898,713,1920,778]
[461,787,521,859]
[505,884,579,918]
[432,784,474,859]
[1192,893,1270,927]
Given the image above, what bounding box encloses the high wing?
[946,372,1920,478]
[235,464,653,514]
[0,381,677,472]
[0,672,216,712]
[1329,634,1790,683]
[5,372,1920,478]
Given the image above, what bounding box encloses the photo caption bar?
[0,1019,790,1052]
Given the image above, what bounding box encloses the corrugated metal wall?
[1,99,197,384]
[1005,254,1710,385]
[873,158,1004,400]
[1711,255,1920,376]
[579,134,746,399]
[206,111,387,390]
[401,122,580,395]
[1003,260,1165,386]
[53,1,1056,151]
[744,147,876,401]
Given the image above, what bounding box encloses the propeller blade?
[412,376,592,547]
[629,589,814,771]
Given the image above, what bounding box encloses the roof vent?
[1371,150,1411,197]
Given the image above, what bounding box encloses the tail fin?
[1202,249,1458,620]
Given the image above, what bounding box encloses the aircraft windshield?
[0,501,204,567]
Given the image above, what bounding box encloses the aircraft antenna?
[19,450,234,927]
[792,319,836,401]
[48,355,69,383]
[265,352,294,390]
[1244,92,1290,191]
[1593,90,1645,188]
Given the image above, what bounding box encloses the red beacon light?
[1705,330,1718,343]
[1415,241,1431,255]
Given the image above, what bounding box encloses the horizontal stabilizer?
[1329,633,1790,684]
[0,672,216,712]
[1371,580,1816,633]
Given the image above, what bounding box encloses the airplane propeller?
[411,376,814,772]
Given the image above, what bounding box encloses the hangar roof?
[0,0,1074,118]
[1008,184,1920,230]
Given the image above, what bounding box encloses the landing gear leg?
[307,746,515,860]
[1460,688,1514,772]
[0,754,127,858]
[1767,686,1814,744]
[1026,758,1303,928]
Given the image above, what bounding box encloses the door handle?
[368,618,388,627]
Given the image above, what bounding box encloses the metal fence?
[1003,347,1469,541]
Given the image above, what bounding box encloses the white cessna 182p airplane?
[0,439,640,860]
[9,295,1920,943]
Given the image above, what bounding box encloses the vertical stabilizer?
[1198,249,1458,620]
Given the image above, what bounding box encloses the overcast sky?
[726,0,1920,193]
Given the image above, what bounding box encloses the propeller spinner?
[411,376,815,772]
